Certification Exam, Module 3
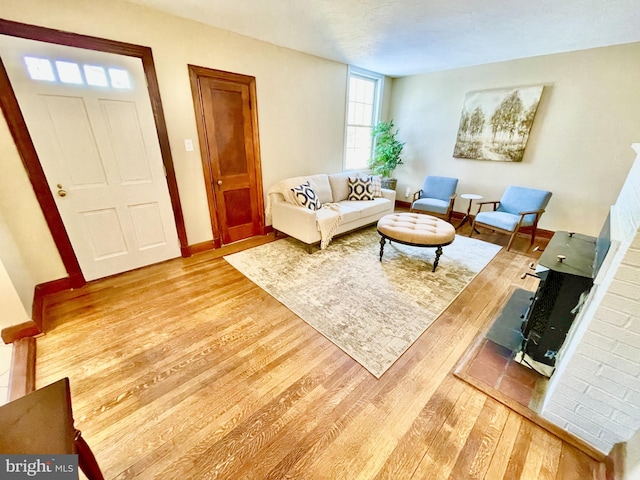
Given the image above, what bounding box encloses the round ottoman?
[376,212,456,272]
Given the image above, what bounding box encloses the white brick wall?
[542,144,640,454]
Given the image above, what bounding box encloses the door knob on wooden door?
[217,180,223,185]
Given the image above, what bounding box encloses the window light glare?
[84,65,108,87]
[24,56,55,81]
[56,61,83,85]
[108,68,131,89]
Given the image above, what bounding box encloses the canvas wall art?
[453,85,544,162]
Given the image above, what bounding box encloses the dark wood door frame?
[188,65,265,248]
[0,19,189,288]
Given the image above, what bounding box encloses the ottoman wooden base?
[377,213,456,272]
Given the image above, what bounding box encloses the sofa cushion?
[290,181,320,210]
[341,197,390,218]
[306,174,333,204]
[329,171,361,202]
[335,203,361,223]
[348,175,374,201]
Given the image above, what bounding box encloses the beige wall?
[626,427,640,480]
[0,0,350,292]
[389,43,640,236]
[0,257,30,330]
[0,212,36,318]
[0,114,64,290]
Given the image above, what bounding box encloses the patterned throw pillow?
[369,175,382,197]
[348,176,374,201]
[291,181,320,210]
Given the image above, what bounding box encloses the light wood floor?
[35,225,605,479]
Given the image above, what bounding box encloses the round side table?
[456,193,483,231]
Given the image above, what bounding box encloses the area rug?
[224,227,502,378]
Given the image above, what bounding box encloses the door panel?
[42,95,107,186]
[0,35,180,280]
[129,202,167,249]
[100,100,152,183]
[82,208,128,259]
[211,88,248,176]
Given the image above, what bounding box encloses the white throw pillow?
[369,175,382,197]
[306,174,333,204]
[329,171,361,202]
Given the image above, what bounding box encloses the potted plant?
[369,120,405,190]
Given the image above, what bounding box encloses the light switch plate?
[184,139,194,152]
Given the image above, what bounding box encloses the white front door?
[0,35,180,281]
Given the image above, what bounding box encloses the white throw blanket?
[316,203,343,249]
[265,176,306,224]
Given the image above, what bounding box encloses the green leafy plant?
[368,120,405,178]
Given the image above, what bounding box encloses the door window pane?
[56,61,83,85]
[24,56,55,81]
[84,65,108,87]
[108,68,131,89]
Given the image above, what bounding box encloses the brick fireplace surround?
[541,143,640,455]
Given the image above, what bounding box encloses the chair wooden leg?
[530,225,538,246]
[506,231,518,251]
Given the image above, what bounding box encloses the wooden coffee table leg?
[379,236,386,261]
[432,245,443,272]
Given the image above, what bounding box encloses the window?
[344,67,383,170]
[23,55,131,90]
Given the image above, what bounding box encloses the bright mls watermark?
[1,455,78,479]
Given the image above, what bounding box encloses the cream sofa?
[269,171,396,251]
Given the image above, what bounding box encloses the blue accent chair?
[410,176,459,221]
[470,186,552,251]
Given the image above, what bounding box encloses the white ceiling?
[129,0,640,77]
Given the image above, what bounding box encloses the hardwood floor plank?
[503,419,535,479]
[372,375,464,480]
[234,361,368,480]
[519,428,552,479]
[537,430,564,480]
[446,397,510,480]
[555,443,603,480]
[31,226,605,479]
[412,384,488,479]
[483,411,524,479]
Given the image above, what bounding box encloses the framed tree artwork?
[453,85,544,162]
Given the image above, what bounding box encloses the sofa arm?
[381,188,396,203]
[271,199,320,244]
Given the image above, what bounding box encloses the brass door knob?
[56,184,67,197]
[217,180,223,185]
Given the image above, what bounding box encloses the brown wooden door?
[190,66,264,246]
